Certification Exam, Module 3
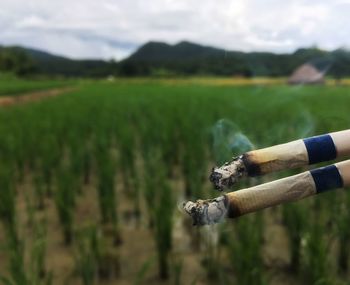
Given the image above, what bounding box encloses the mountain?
[122,41,340,77]
[127,41,225,61]
[0,45,118,77]
[1,41,350,77]
[20,47,117,77]
[122,41,289,76]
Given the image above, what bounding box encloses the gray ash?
[183,196,228,226]
[209,155,246,191]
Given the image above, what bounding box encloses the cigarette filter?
[210,130,350,190]
[184,160,350,225]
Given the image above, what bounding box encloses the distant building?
[106,75,115,82]
[288,64,325,85]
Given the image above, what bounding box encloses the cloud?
[0,0,349,59]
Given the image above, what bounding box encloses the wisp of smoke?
[293,109,315,138]
[211,119,255,165]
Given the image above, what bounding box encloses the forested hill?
[1,41,350,77]
[121,41,349,77]
[0,45,118,77]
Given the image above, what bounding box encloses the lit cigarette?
[184,160,350,225]
[210,130,350,190]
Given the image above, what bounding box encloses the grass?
[0,78,349,284]
[0,74,73,96]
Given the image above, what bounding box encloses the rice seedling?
[132,258,154,285]
[0,164,17,243]
[83,143,92,185]
[172,257,183,285]
[153,175,174,279]
[143,150,158,228]
[95,136,120,245]
[74,227,98,285]
[69,141,85,194]
[116,124,141,221]
[282,203,309,272]
[30,219,48,281]
[0,164,31,285]
[117,124,136,191]
[66,126,92,191]
[0,217,52,285]
[300,194,332,284]
[154,179,174,279]
[76,225,120,281]
[226,214,266,285]
[304,218,331,285]
[96,155,116,224]
[55,165,77,245]
[143,150,175,279]
[39,135,61,197]
[33,172,45,210]
[24,190,35,227]
[0,237,28,285]
[334,189,350,274]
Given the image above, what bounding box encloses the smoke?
[211,119,255,165]
[293,109,315,138]
[309,57,333,75]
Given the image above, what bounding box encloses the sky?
[1,0,350,60]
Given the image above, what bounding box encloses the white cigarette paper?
[210,129,350,190]
[185,160,350,225]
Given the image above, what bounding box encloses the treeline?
[0,46,119,77]
[0,47,36,76]
[121,41,350,78]
[1,41,350,78]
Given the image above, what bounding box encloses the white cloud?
[0,0,349,59]
[15,15,46,29]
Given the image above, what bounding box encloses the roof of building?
[288,64,325,84]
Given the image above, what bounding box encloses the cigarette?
[184,160,350,225]
[210,130,350,190]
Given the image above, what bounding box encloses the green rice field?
[0,77,349,285]
[0,75,71,96]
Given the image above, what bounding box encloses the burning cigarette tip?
[183,196,228,226]
[209,156,246,191]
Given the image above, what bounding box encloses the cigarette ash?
[182,196,228,226]
[209,155,246,191]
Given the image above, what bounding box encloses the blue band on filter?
[310,165,344,194]
[303,134,337,164]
